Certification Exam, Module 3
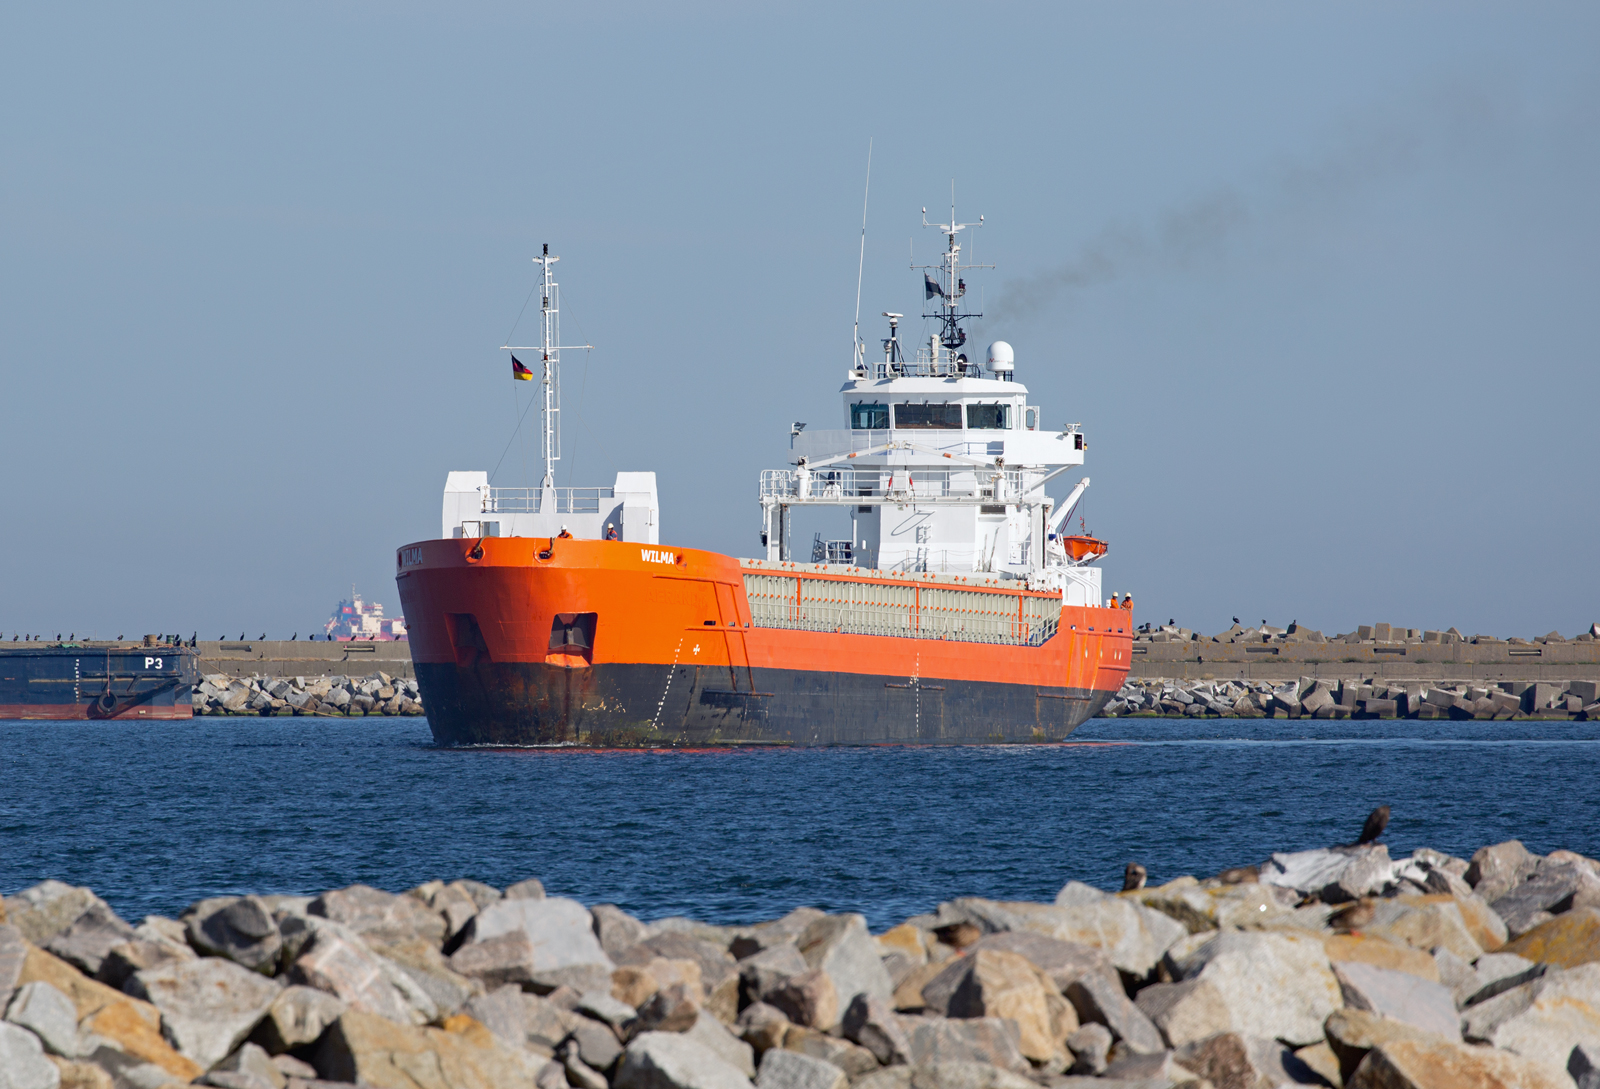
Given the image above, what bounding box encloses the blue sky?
[1,2,1595,638]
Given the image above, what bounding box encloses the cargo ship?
[396,209,1132,746]
[323,588,407,641]
[0,640,198,720]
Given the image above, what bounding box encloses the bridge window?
[850,403,888,430]
[966,403,1010,429]
[893,402,962,429]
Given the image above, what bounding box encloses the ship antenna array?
[913,183,992,362]
[502,243,593,495]
[852,139,873,372]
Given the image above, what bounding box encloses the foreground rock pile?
[192,674,422,717]
[1103,677,1600,720]
[4,838,1600,1089]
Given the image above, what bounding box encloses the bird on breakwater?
[239,633,245,641]
[291,633,298,640]
[1359,805,1391,845]
[1122,862,1147,891]
[116,634,122,640]
[1233,616,1240,624]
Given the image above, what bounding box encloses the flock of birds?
[8,631,331,643]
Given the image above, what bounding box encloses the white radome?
[986,340,1015,373]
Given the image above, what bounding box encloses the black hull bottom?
[415,661,1111,747]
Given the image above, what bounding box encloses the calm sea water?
[2,717,1597,930]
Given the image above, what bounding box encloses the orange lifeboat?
[1061,535,1108,562]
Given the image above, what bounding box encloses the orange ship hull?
[395,537,1132,746]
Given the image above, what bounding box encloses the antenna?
[501,245,593,508]
[851,139,873,373]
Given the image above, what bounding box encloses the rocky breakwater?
[1102,676,1600,720]
[192,673,423,717]
[4,838,1600,1089]
[1134,621,1600,651]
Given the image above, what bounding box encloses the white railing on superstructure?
[482,487,616,515]
[761,468,1040,504]
[791,429,1007,463]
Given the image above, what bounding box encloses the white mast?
[534,244,560,497]
[503,243,593,513]
[916,192,987,370]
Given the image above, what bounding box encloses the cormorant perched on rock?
[291,633,298,640]
[239,633,245,641]
[1359,804,1391,845]
[1233,616,1240,624]
[259,633,265,641]
[1122,862,1147,891]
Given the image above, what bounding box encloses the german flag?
[512,354,534,381]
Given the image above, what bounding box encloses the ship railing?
[483,487,616,514]
[747,601,1059,647]
[791,429,889,460]
[760,468,1030,504]
[791,430,1003,463]
[866,357,970,380]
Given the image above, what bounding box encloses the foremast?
[502,244,592,509]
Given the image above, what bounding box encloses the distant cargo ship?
[0,641,198,720]
[324,588,407,641]
[396,211,1132,746]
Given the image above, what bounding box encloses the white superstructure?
[758,204,1104,605]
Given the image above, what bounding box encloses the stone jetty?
[192,673,423,717]
[5,839,1600,1089]
[1135,621,1600,649]
[1102,676,1600,719]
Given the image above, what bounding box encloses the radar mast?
[914,193,991,366]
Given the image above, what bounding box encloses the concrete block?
[1569,681,1599,703]
[1373,623,1393,641]
[1360,699,1398,718]
[1357,626,1374,640]
[1524,683,1563,711]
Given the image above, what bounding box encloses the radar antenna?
[913,184,991,368]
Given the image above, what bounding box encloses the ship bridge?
[758,206,1102,605]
